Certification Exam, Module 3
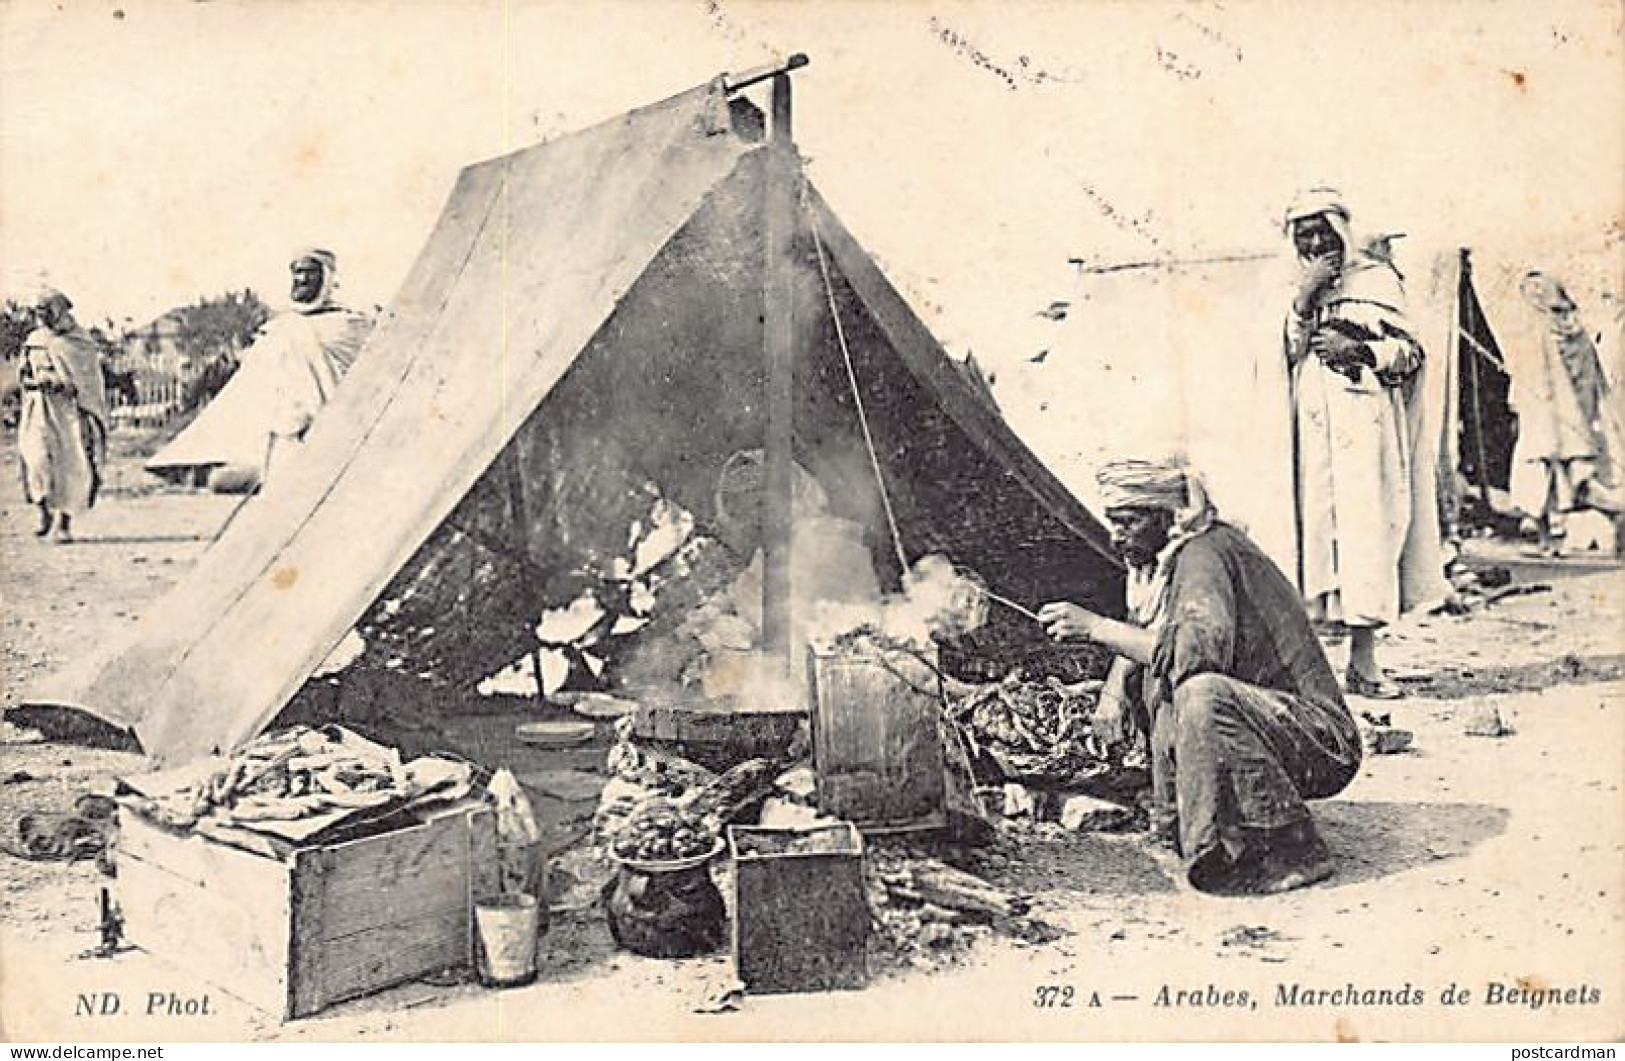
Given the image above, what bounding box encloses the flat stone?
[1363,726,1414,755]
[1002,783,1039,819]
[773,766,816,801]
[516,768,606,803]
[757,796,829,829]
[1058,794,1133,833]
[1463,704,1511,737]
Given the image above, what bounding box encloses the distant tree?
[1,299,35,363]
[0,300,32,427]
[170,289,269,412]
[172,289,270,369]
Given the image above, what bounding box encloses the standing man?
[17,289,108,542]
[1039,458,1362,895]
[1506,271,1623,556]
[249,248,373,490]
[144,247,372,492]
[1283,188,1448,699]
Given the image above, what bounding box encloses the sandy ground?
[1,436,1623,1043]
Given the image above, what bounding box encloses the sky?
[2,0,1620,362]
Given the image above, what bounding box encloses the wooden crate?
[807,645,946,833]
[729,824,868,993]
[117,800,496,1020]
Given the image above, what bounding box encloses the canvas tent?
[141,360,272,486]
[26,77,1123,764]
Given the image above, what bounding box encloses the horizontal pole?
[724,53,809,95]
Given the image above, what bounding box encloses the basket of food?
[609,803,722,873]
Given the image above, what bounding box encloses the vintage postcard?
[1,0,1621,1045]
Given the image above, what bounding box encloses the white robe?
[17,326,108,517]
[1286,256,1448,627]
[1505,304,1622,518]
[146,306,371,487]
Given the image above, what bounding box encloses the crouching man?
[1039,458,1361,894]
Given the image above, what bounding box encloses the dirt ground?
[1,435,1622,1043]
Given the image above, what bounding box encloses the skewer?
[976,585,1043,623]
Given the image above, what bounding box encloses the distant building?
[108,313,200,427]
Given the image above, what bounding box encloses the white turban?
[1097,457,1218,625]
[1096,458,1192,513]
[290,247,338,312]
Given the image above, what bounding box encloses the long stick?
[724,54,809,95]
[976,586,1042,623]
[1066,251,1276,276]
[210,434,277,543]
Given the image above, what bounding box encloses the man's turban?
[1283,186,1350,232]
[291,247,337,273]
[1095,458,1192,512]
[35,286,72,313]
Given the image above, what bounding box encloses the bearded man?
[145,247,372,492]
[1038,458,1362,895]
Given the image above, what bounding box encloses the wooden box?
[729,823,869,993]
[807,645,946,833]
[117,800,496,1020]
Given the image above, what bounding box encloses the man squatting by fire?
[1037,458,1362,894]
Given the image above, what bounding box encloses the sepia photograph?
[0,0,1621,1045]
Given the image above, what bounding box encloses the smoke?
[806,551,989,648]
[702,649,806,713]
[891,553,990,642]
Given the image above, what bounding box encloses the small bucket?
[473,893,541,987]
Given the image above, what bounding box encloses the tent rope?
[806,195,911,580]
[1457,325,1509,374]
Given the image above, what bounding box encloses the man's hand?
[1038,601,1101,642]
[1091,693,1130,746]
[1308,329,1372,381]
[1293,253,1341,315]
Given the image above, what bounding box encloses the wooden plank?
[294,908,473,1018]
[290,804,487,1015]
[288,841,329,1022]
[117,810,293,1018]
[303,817,471,940]
[295,804,485,939]
[811,653,945,828]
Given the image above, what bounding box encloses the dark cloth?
[1139,523,1361,892]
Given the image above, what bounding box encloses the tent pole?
[502,448,548,706]
[762,71,797,677]
[1439,247,1464,549]
[1460,249,1494,517]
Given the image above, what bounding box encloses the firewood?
[906,859,1030,918]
